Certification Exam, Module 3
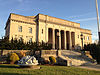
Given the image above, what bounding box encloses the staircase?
[57,50,95,66]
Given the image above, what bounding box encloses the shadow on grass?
[0,64,20,68]
[0,73,28,75]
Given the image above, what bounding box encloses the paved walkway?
[76,64,100,71]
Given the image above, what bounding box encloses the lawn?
[0,64,100,75]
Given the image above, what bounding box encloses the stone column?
[53,29,55,49]
[69,32,72,50]
[59,30,61,49]
[46,28,48,43]
[64,31,67,49]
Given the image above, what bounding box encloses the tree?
[0,37,52,52]
[83,43,100,64]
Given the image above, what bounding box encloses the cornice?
[39,19,79,28]
[11,13,35,19]
[39,19,92,35]
[38,13,80,24]
[11,19,36,25]
[81,32,92,35]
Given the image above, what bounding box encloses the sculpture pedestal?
[18,64,40,69]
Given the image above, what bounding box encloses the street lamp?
[95,0,100,42]
[80,33,83,49]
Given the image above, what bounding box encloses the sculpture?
[18,56,38,65]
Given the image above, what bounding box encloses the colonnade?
[48,28,75,50]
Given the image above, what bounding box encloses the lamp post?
[80,33,83,49]
[95,0,100,42]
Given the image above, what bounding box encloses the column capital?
[64,30,66,32]
[52,28,55,31]
[59,29,61,31]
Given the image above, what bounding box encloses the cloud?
[92,33,98,43]
[73,17,97,22]
[67,12,95,19]
[92,35,98,40]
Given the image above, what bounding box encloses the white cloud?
[92,35,98,39]
[73,17,97,22]
[67,12,95,19]
[92,33,98,43]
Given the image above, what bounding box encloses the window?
[87,36,89,40]
[29,27,32,33]
[19,37,23,41]
[29,38,32,43]
[42,29,43,34]
[84,36,85,40]
[15,35,17,39]
[18,26,22,32]
[78,35,79,38]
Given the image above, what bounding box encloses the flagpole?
[95,0,100,42]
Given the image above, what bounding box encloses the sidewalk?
[76,64,100,71]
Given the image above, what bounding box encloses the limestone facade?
[5,13,92,50]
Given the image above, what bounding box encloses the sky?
[0,0,100,42]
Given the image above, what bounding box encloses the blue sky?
[0,0,100,42]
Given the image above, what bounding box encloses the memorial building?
[5,13,92,50]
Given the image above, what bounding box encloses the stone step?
[58,50,94,66]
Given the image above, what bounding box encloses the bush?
[44,60,50,64]
[49,56,56,64]
[83,44,100,64]
[19,51,26,59]
[7,53,11,63]
[10,53,20,64]
[41,42,52,50]
[0,37,52,50]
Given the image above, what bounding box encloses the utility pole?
[95,0,100,42]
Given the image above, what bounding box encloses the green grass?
[0,64,100,75]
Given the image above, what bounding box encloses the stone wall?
[41,50,57,60]
[85,51,93,59]
[40,50,94,66]
[40,50,69,66]
[0,50,30,56]
[0,50,94,66]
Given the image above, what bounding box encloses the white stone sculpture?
[18,56,38,66]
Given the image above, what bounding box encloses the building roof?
[5,13,91,34]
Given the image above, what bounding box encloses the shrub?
[49,56,56,64]
[44,60,50,64]
[19,51,26,59]
[7,53,11,63]
[83,44,100,64]
[41,42,52,50]
[10,53,20,64]
[0,37,52,50]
